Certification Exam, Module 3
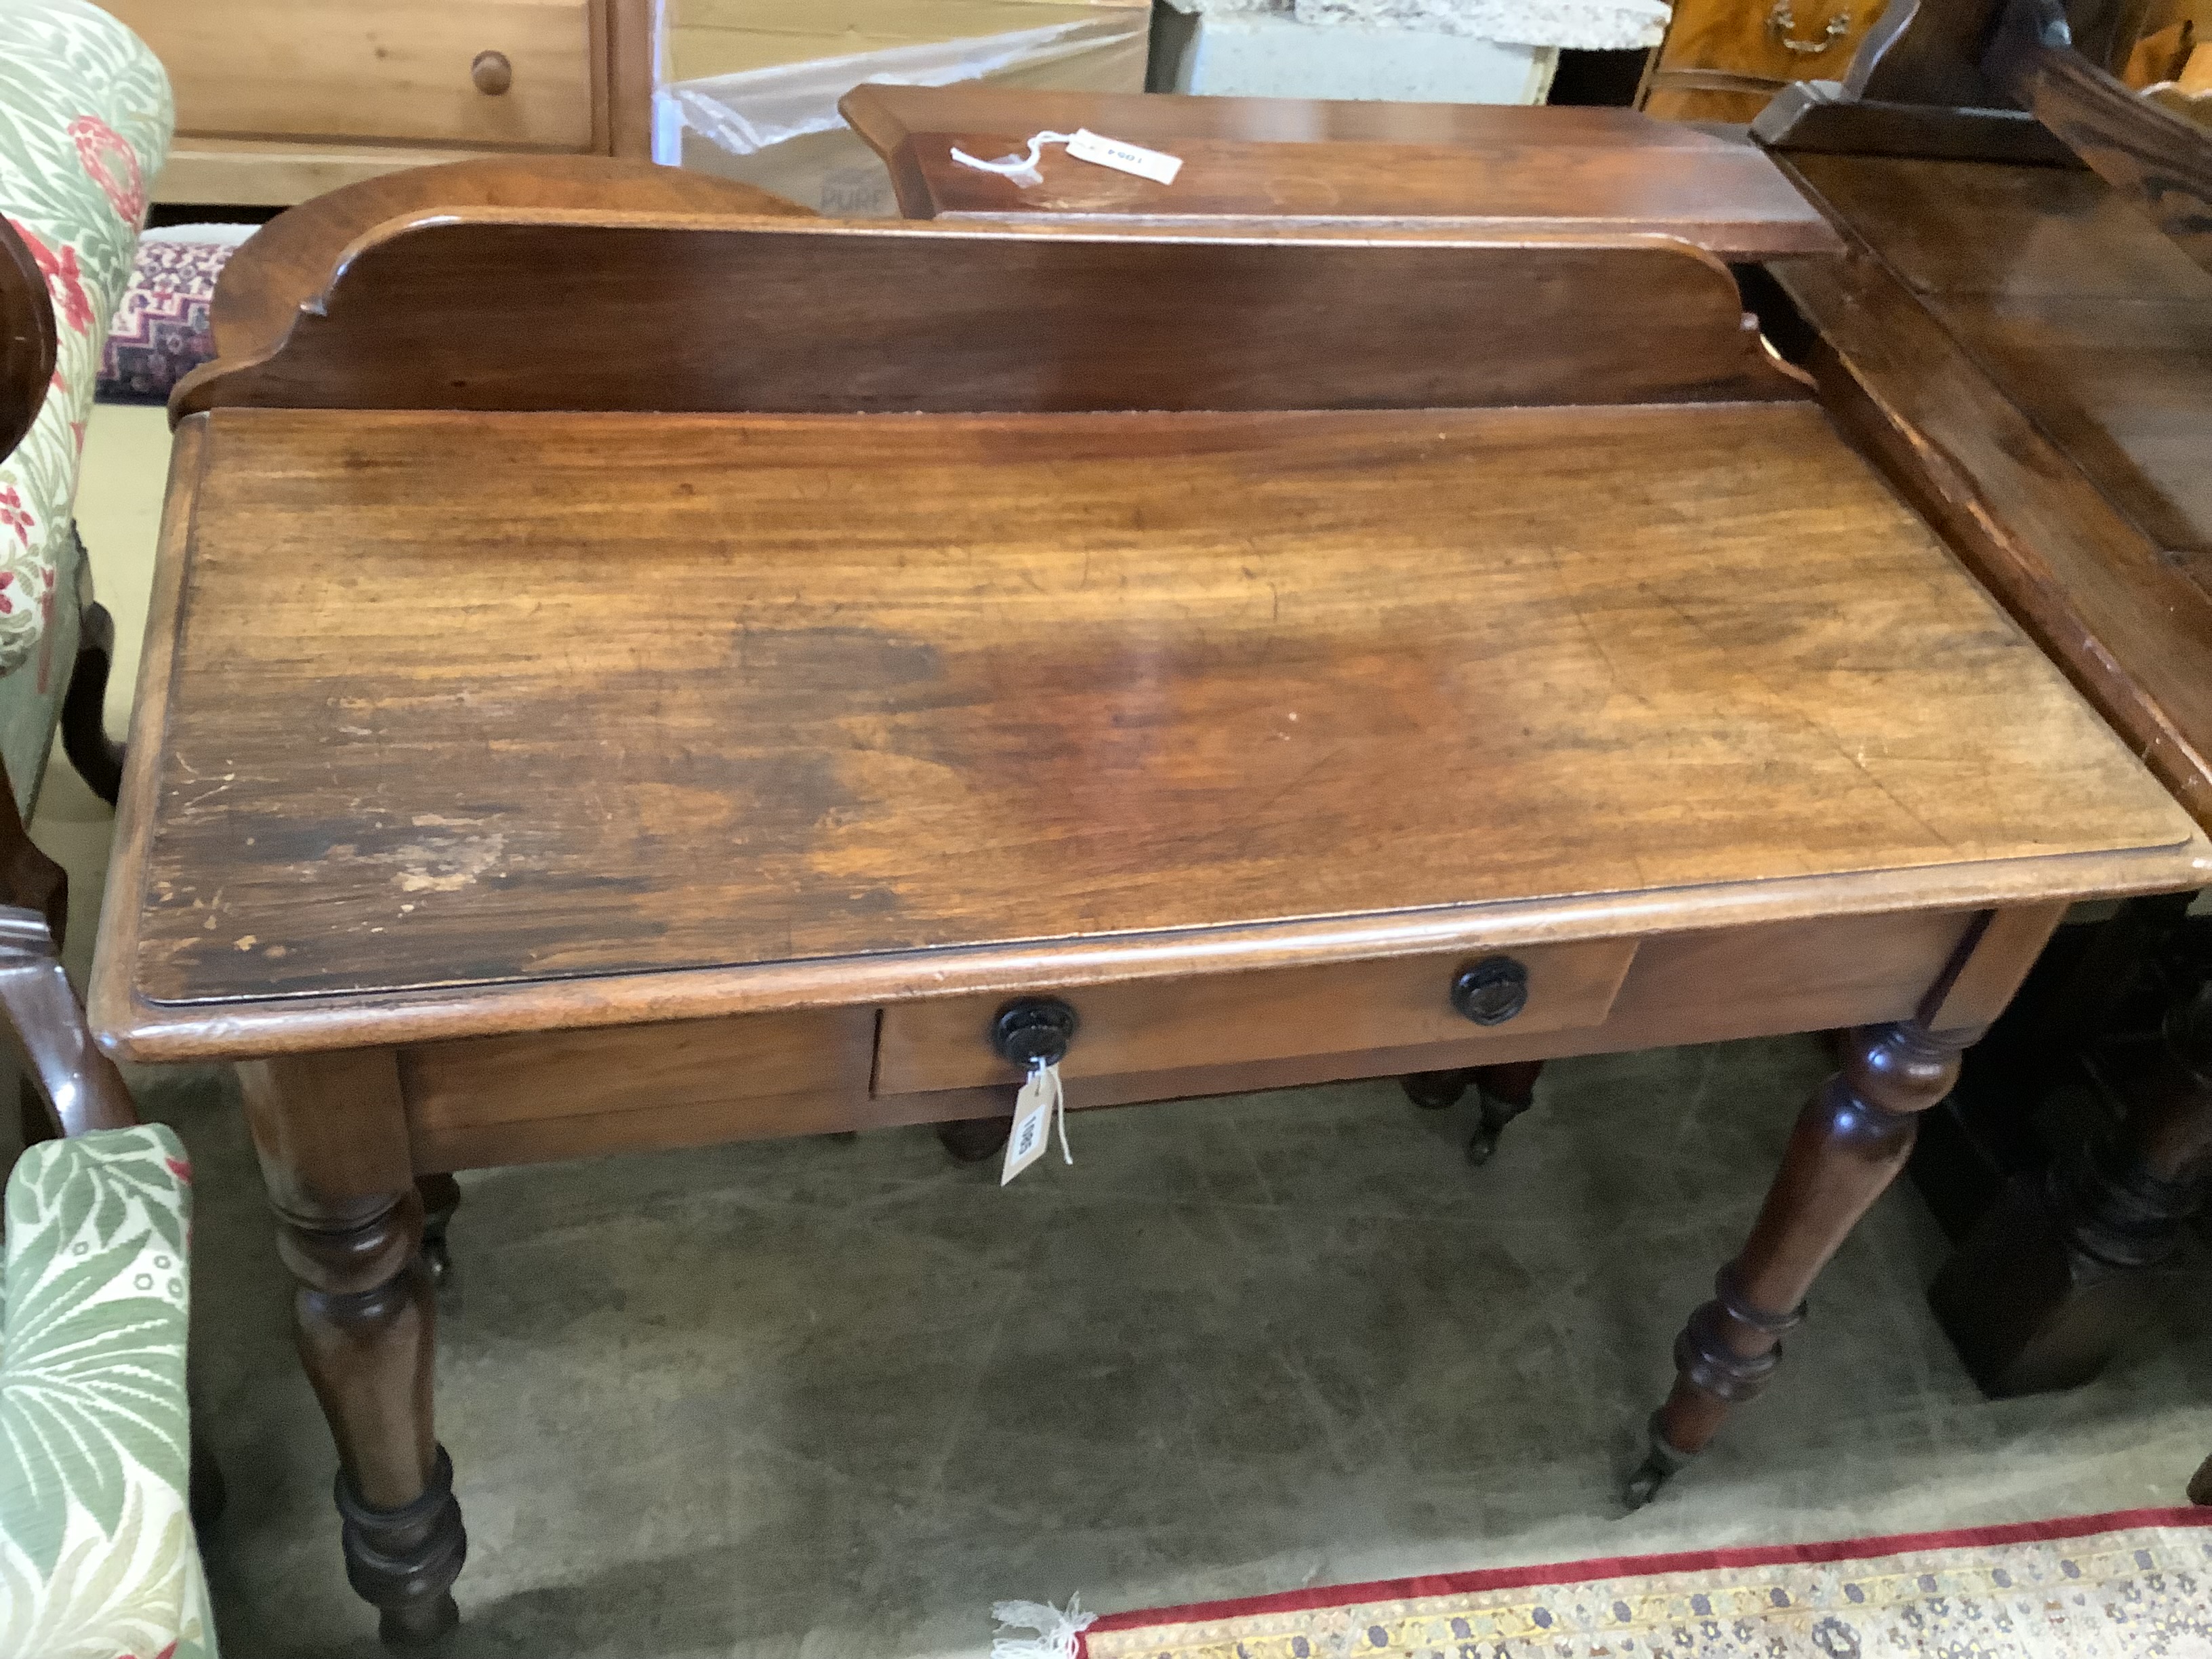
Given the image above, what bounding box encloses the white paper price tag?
[1000,1061,1069,1186]
[1065,128,1183,185]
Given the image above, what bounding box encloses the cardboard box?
[659,0,1149,215]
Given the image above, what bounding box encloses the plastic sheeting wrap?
[655,7,1151,215]
[1164,0,1666,44]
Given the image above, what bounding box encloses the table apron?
[392,906,1995,1174]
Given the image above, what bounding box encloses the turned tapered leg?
[1467,1061,1545,1165]
[281,1187,463,1643]
[938,1115,1012,1163]
[189,1402,228,1528]
[1401,1061,1547,1164]
[243,1053,466,1644]
[1628,1019,1978,1506]
[1931,978,2212,1395]
[416,1173,462,1289]
[1401,1067,1471,1109]
[0,741,65,948]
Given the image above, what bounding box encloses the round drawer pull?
[472,51,514,96]
[991,997,1078,1068]
[1451,956,1530,1025]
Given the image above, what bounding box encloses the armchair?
[1,3,213,1654]
[3,0,171,815]
[1,953,209,1658]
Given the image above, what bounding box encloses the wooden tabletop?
[93,397,2202,1057]
[1768,150,2212,825]
[838,84,1842,258]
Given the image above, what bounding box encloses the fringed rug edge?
[1076,1504,2212,1652]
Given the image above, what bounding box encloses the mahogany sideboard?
[93,163,2209,1641]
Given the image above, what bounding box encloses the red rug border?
[1078,1506,2212,1646]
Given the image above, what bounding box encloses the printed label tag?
[1001,1063,1058,1186]
[1066,129,1183,185]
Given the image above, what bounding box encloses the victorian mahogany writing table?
[91,178,2208,1641]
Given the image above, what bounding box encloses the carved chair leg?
[416,1172,461,1290]
[189,1429,228,1530]
[937,1115,1012,1163]
[59,595,123,806]
[0,742,65,946]
[1627,1019,1975,1507]
[1467,1059,1545,1164]
[1929,978,2212,1395]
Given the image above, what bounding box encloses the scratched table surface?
[97,398,2196,1024]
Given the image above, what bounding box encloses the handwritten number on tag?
[1066,129,1183,184]
[1000,1061,1071,1185]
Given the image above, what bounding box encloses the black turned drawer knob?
[1451,956,1530,1026]
[472,51,514,95]
[991,997,1078,1068]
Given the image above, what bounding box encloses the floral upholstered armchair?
[3,1103,207,1659]
[2,0,165,813]
[1,3,216,1656]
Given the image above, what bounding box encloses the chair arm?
[0,213,55,463]
[0,905,136,1136]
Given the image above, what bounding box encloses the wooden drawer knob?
[991,998,1078,1068]
[1451,956,1530,1025]
[472,51,514,95]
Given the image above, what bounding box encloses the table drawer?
[110,0,598,152]
[875,937,1639,1095]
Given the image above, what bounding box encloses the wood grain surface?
[104,402,2196,1036]
[1787,152,2209,298]
[402,1005,875,1144]
[1639,0,1890,123]
[102,0,600,152]
[206,157,813,372]
[758,908,2025,1145]
[838,83,1840,257]
[1774,151,2212,825]
[1788,154,2212,561]
[838,83,1751,152]
[398,909,1982,1172]
[1985,0,2212,271]
[875,937,1641,1094]
[174,215,1809,417]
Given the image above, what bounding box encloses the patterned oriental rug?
[1074,1509,2212,1658]
[96,225,247,404]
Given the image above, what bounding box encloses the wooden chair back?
[0,214,55,462]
